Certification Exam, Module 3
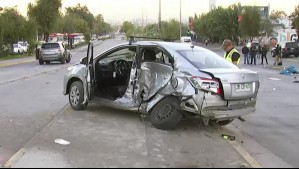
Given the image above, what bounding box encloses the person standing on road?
[274,44,282,65]
[250,44,257,65]
[205,39,209,46]
[242,44,250,64]
[261,44,268,65]
[222,39,240,66]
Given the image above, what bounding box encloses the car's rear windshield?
[177,49,238,69]
[286,42,298,48]
[42,43,60,49]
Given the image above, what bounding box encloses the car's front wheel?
[39,59,44,65]
[69,81,87,111]
[149,96,183,130]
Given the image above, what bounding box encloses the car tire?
[149,96,183,130]
[39,59,44,65]
[46,61,50,64]
[217,119,234,126]
[61,59,66,64]
[69,81,88,111]
[66,55,71,63]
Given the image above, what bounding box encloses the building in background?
[209,0,216,11]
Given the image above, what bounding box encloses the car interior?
[94,46,173,100]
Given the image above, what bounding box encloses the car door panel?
[138,62,173,101]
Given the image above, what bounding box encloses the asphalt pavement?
[1,39,299,167]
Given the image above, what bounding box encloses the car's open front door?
[84,42,95,103]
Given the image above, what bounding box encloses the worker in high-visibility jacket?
[222,39,241,66]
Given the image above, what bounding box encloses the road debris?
[280,66,298,76]
[222,134,236,141]
[54,139,70,145]
[269,78,281,81]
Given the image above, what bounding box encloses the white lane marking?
[269,78,281,81]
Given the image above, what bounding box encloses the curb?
[211,122,263,168]
[0,58,36,68]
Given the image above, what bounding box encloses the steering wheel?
[114,59,130,75]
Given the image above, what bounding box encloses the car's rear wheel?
[217,119,234,126]
[66,55,71,63]
[39,59,44,65]
[149,96,182,130]
[45,61,50,64]
[69,81,87,111]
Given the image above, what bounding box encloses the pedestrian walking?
[274,44,282,65]
[261,44,268,65]
[205,39,208,46]
[222,39,241,66]
[250,44,257,65]
[242,43,250,64]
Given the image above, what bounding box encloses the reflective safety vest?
[224,48,240,64]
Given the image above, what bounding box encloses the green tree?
[194,5,240,43]
[290,5,299,34]
[239,6,261,40]
[27,0,62,42]
[270,10,287,21]
[120,21,135,36]
[160,19,180,40]
[65,4,95,30]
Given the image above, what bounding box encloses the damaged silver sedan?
[63,40,259,130]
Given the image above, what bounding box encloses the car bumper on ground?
[180,93,256,120]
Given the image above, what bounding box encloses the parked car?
[63,40,260,130]
[180,36,192,45]
[281,41,299,58]
[39,42,71,65]
[18,41,29,53]
[12,44,24,54]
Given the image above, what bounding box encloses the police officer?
[222,39,240,66]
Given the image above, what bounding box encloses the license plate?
[235,83,251,92]
[44,50,55,54]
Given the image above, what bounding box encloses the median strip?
[0,59,36,68]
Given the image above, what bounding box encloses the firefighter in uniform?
[222,39,240,66]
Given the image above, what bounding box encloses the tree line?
[120,19,189,40]
[194,4,299,44]
[0,0,112,56]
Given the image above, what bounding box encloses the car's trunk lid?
[200,68,259,100]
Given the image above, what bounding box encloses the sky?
[0,0,298,24]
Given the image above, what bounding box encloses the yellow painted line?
[212,123,263,168]
[0,59,35,68]
[3,148,26,168]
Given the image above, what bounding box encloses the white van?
[181,36,192,44]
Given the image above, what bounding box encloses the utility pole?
[159,0,161,31]
[180,0,182,38]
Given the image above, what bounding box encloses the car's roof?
[133,41,200,51]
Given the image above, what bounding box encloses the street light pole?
[159,0,161,31]
[179,0,182,38]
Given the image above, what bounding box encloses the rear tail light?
[187,76,222,95]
